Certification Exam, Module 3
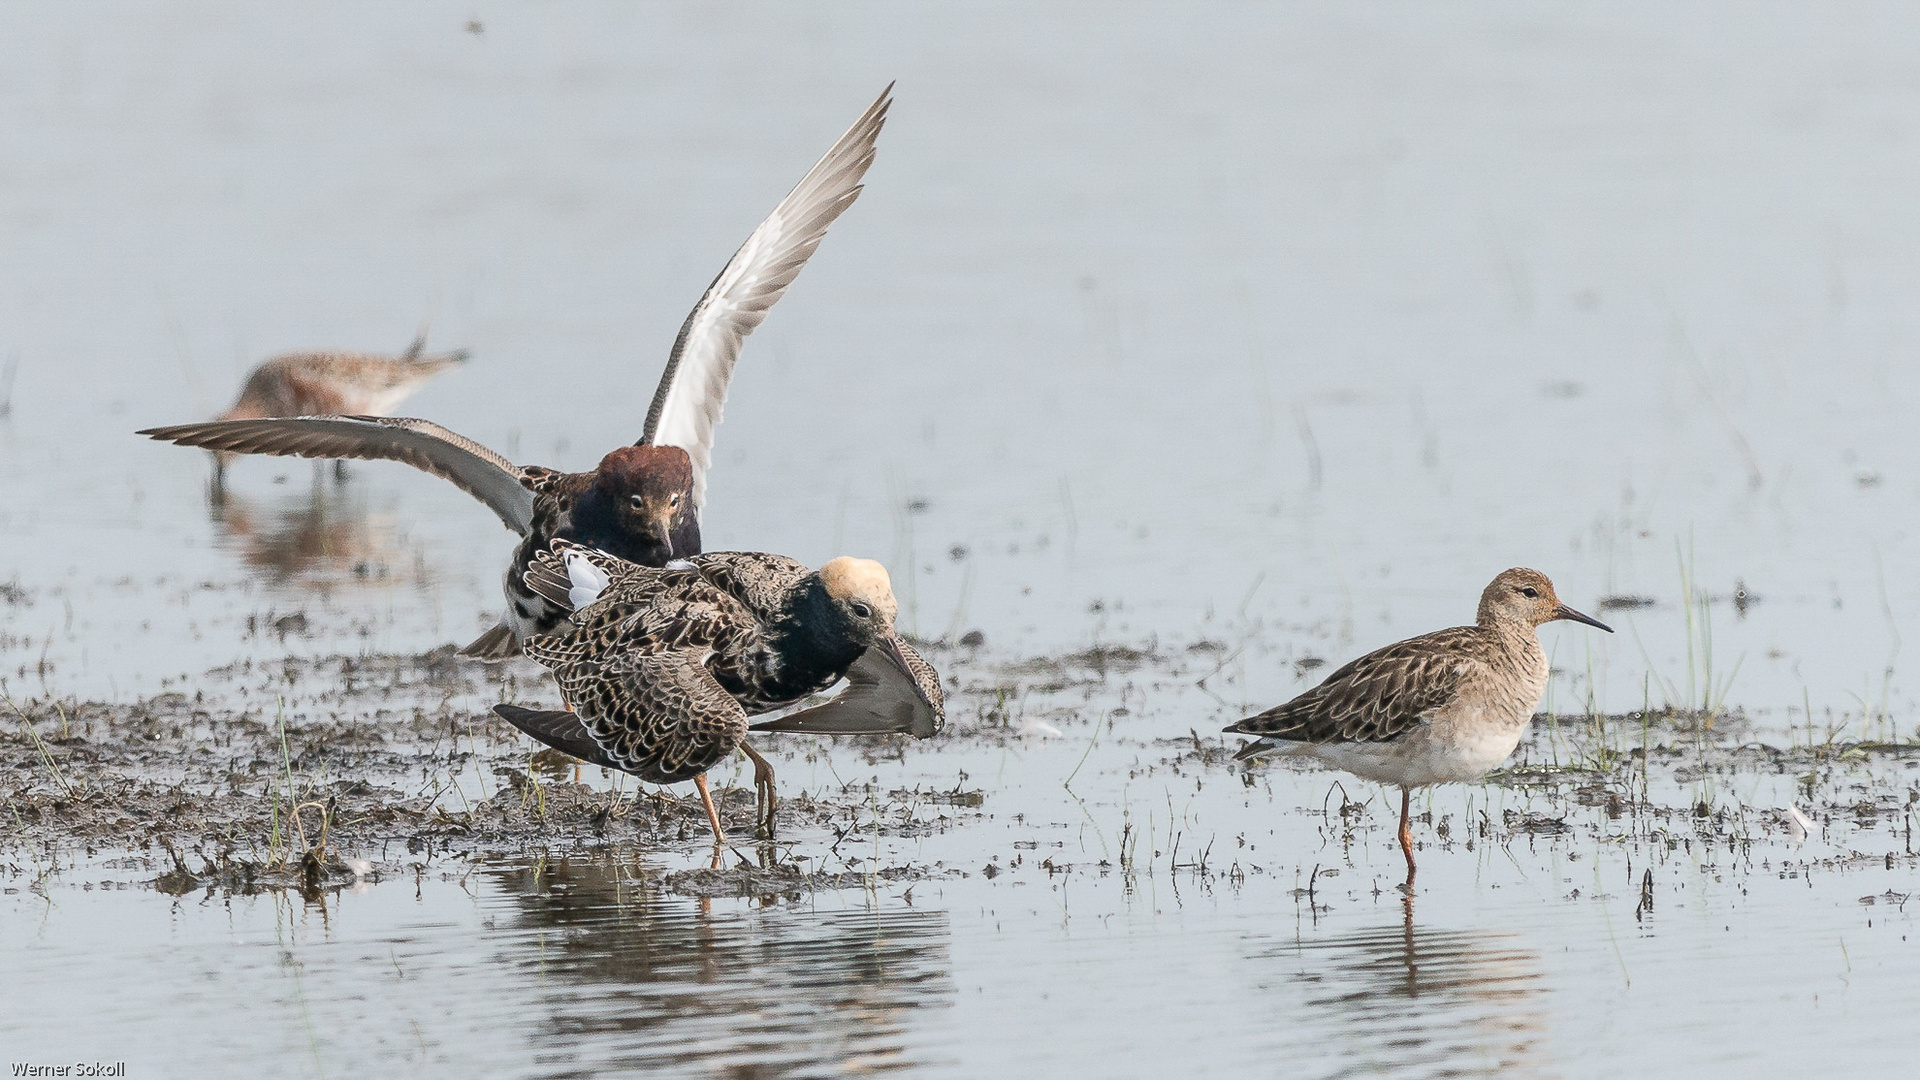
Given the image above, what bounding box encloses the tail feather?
[523,555,574,611]
[492,704,612,769]
[460,621,521,661]
[406,350,469,377]
[1231,737,1274,761]
[396,331,468,374]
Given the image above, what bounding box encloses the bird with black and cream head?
[1224,568,1612,887]
[495,541,944,857]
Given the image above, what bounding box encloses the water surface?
[6,3,1920,1077]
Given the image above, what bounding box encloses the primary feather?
[641,84,893,514]
[138,415,534,534]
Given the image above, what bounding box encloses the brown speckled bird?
[495,541,944,850]
[1224,568,1611,886]
[206,336,467,483]
[139,85,893,660]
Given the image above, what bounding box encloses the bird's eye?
[669,493,681,508]
[1520,586,1539,599]
[850,601,873,619]
[629,494,644,509]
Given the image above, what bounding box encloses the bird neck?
[561,489,698,567]
[1477,614,1543,653]
[759,577,868,697]
[564,501,664,565]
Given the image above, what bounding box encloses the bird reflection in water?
[207,480,421,591]
[1249,900,1554,1078]
[484,855,955,1075]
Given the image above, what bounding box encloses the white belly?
[1269,714,1528,788]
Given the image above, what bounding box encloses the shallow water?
[7,746,1919,1079]
[7,2,1920,1077]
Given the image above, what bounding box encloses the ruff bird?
[496,541,944,849]
[204,335,467,484]
[139,85,892,659]
[1224,568,1611,886]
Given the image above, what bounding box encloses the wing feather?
[1225,627,1482,746]
[751,635,944,739]
[641,84,892,514]
[139,415,535,534]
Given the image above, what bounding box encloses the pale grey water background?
[4,1,1920,716]
[5,3,1920,1077]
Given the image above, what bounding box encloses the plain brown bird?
[205,335,467,484]
[1225,569,1611,887]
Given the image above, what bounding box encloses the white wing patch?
[641,85,893,516]
[564,548,612,610]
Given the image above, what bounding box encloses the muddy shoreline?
[6,642,1918,905]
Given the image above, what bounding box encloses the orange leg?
[694,773,726,850]
[740,741,777,840]
[1398,787,1417,886]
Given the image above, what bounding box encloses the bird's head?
[1478,568,1612,633]
[819,557,900,644]
[590,445,694,557]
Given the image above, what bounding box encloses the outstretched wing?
[640,84,892,515]
[751,634,944,739]
[1224,627,1481,754]
[139,415,535,535]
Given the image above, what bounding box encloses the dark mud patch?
[8,639,1920,902]
[0,650,985,899]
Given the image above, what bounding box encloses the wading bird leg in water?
[694,772,726,850]
[1398,787,1417,887]
[739,741,777,839]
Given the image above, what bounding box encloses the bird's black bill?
[1554,604,1613,633]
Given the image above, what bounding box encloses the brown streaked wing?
[522,550,746,673]
[138,415,535,534]
[521,539,696,626]
[686,551,814,617]
[1227,627,1483,744]
[570,648,749,785]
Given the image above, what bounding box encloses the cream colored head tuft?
[820,557,899,625]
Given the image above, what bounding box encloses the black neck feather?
[762,577,868,697]
[561,491,700,568]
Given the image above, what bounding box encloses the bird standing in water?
[140,85,893,661]
[497,541,944,852]
[202,336,467,486]
[1224,568,1611,887]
